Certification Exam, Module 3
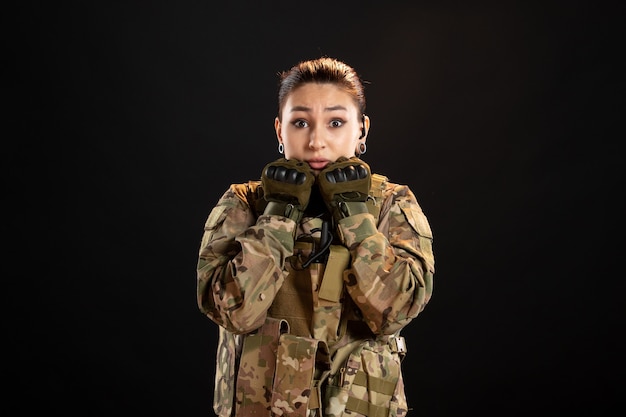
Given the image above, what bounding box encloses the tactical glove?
[318,157,372,224]
[261,158,315,223]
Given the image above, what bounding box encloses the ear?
[360,114,370,140]
[274,117,283,143]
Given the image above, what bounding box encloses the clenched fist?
[261,158,315,222]
[317,157,372,223]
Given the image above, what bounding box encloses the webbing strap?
[318,245,350,302]
[353,370,396,395]
[346,396,389,417]
[308,379,321,409]
[366,173,387,222]
[370,173,388,197]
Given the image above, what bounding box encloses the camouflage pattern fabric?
[236,318,289,416]
[269,238,347,344]
[271,334,330,416]
[324,339,407,417]
[213,328,240,417]
[197,174,435,416]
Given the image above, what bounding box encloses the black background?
[9,1,623,415]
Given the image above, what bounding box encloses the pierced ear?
[359,114,366,138]
[274,117,282,141]
[359,114,371,139]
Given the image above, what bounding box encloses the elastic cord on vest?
[302,220,333,268]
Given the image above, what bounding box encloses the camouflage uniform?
[197,173,435,417]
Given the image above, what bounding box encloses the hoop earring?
[356,142,367,155]
[278,143,284,154]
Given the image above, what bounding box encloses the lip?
[307,159,329,170]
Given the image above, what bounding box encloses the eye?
[293,119,308,128]
[329,119,344,128]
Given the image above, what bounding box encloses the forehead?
[284,83,358,111]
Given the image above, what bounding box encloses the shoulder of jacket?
[230,180,265,216]
[230,181,260,199]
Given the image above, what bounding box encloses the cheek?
[339,136,359,152]
[281,139,301,159]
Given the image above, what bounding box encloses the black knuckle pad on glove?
[344,166,358,181]
[261,158,315,209]
[318,157,372,221]
[319,157,372,202]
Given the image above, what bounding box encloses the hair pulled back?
[277,57,366,121]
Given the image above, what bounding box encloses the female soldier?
[197,57,435,417]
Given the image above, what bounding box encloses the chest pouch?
[323,338,408,417]
[235,318,289,416]
[271,334,330,416]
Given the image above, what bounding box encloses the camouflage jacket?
[197,173,435,417]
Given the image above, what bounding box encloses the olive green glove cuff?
[322,200,369,225]
[338,212,379,246]
[263,201,304,224]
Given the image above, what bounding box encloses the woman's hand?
[261,158,316,222]
[317,157,372,222]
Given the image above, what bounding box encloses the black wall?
[9,1,622,415]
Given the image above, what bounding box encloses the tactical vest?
[232,174,410,416]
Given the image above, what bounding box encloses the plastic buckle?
[389,336,407,354]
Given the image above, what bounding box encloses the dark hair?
[277,57,366,121]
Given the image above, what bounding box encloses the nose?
[309,126,326,150]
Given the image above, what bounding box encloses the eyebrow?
[289,105,348,113]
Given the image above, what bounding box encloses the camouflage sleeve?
[338,184,435,335]
[196,183,296,334]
